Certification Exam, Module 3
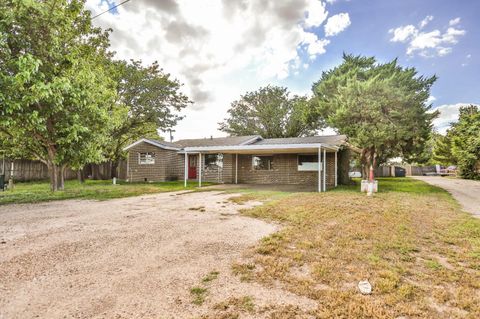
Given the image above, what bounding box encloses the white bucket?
[361,180,378,193]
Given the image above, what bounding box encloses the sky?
[86,0,479,140]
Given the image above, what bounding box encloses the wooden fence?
[374,165,437,177]
[0,159,127,182]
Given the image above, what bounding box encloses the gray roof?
[129,135,348,151]
[145,139,182,149]
[174,135,260,147]
[252,135,347,146]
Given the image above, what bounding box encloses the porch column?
[323,148,327,192]
[318,147,321,192]
[335,150,338,187]
[198,153,202,187]
[184,152,188,187]
[235,154,238,184]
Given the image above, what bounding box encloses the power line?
[92,0,132,20]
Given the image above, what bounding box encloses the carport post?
[184,152,188,188]
[199,153,202,187]
[323,148,326,192]
[335,150,338,187]
[318,147,321,192]
[235,154,238,184]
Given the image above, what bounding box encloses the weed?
[202,271,220,283]
[190,286,208,305]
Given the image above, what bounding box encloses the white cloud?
[304,0,329,28]
[432,103,479,134]
[427,95,436,104]
[85,0,339,140]
[324,13,351,37]
[449,17,461,26]
[389,25,416,42]
[389,16,465,57]
[419,15,433,29]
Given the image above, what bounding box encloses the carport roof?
[254,135,347,145]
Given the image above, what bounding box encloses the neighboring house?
[124,135,352,192]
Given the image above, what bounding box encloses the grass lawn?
[220,178,480,318]
[0,179,210,205]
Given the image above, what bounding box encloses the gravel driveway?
[0,191,315,318]
[413,176,480,218]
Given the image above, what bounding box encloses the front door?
[188,155,197,179]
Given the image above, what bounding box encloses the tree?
[432,133,455,165]
[104,60,190,178]
[449,105,480,179]
[219,85,322,138]
[0,0,116,191]
[312,54,437,177]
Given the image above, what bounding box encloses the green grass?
[190,286,208,305]
[202,271,220,283]
[334,177,450,194]
[224,177,480,318]
[0,179,212,205]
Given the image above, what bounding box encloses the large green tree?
[312,54,437,177]
[431,133,455,165]
[0,0,116,190]
[105,60,190,178]
[219,85,322,138]
[449,105,480,179]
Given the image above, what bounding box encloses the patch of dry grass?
[231,179,480,318]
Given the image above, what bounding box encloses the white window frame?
[138,152,155,165]
[204,153,224,170]
[252,155,274,171]
[297,154,320,171]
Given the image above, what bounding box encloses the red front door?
[188,155,197,179]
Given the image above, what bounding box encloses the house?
[123,135,352,192]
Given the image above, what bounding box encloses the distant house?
[123,135,353,192]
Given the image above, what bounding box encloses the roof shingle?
[174,135,260,147]
[252,135,347,146]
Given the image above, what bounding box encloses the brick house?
[124,135,353,192]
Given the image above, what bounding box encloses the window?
[204,154,223,169]
[298,154,319,171]
[252,156,273,170]
[138,152,155,165]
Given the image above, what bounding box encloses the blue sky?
[87,0,478,139]
[284,0,479,107]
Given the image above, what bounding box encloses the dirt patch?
[0,191,314,318]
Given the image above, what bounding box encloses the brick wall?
[236,153,336,189]
[127,142,178,182]
[127,143,337,189]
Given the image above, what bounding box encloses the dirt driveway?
[413,176,480,218]
[0,191,315,319]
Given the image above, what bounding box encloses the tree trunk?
[47,146,59,192]
[48,162,58,192]
[360,149,368,178]
[77,169,85,183]
[338,148,354,185]
[57,164,65,190]
[110,160,119,179]
[369,147,376,181]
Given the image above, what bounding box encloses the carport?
[180,143,340,192]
